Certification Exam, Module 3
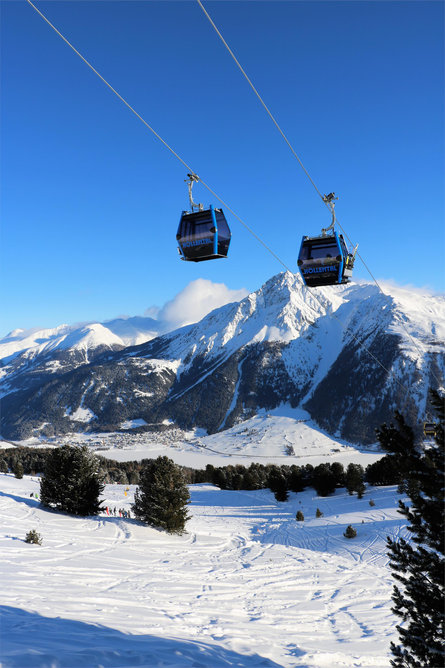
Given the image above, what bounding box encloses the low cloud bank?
[148,279,249,331]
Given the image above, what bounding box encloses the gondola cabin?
[423,422,437,438]
[297,231,355,287]
[176,205,231,262]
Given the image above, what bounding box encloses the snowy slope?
[140,274,442,366]
[0,472,406,667]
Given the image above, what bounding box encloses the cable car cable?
[195,0,325,205]
[196,0,441,389]
[24,0,291,273]
[24,1,418,404]
[25,0,193,175]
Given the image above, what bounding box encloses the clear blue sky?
[2,0,444,336]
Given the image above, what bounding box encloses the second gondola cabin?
[177,205,231,262]
[298,192,357,288]
[297,231,355,287]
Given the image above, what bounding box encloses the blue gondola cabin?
[297,231,355,287]
[177,205,231,262]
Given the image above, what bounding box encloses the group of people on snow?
[104,506,131,518]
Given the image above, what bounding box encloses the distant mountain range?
[1,272,443,444]
[0,315,163,361]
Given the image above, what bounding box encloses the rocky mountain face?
[0,318,161,400]
[1,272,443,444]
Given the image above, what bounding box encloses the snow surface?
[120,419,149,430]
[68,406,98,423]
[0,473,405,667]
[9,406,384,470]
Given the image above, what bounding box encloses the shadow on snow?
[0,605,285,668]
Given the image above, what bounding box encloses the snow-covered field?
[0,472,406,667]
[8,406,385,471]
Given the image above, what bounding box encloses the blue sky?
[1,0,444,337]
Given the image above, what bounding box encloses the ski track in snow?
[0,474,405,668]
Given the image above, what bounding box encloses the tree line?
[0,445,401,494]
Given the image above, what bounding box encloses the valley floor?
[8,406,385,470]
[0,474,405,667]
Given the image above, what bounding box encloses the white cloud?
[354,277,443,297]
[155,279,249,331]
[143,306,161,320]
[376,279,443,297]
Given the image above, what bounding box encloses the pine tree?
[25,529,42,545]
[357,483,365,499]
[13,461,24,479]
[344,524,357,538]
[365,454,403,486]
[213,467,228,490]
[132,456,190,534]
[40,445,104,516]
[312,463,337,496]
[345,463,365,495]
[288,465,305,493]
[331,462,346,487]
[268,467,289,502]
[376,392,445,667]
[243,469,260,490]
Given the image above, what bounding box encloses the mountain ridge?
[1,272,443,444]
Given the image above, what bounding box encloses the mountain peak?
[1,273,443,444]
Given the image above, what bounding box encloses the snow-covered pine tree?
[376,392,444,667]
[40,445,104,516]
[132,456,190,534]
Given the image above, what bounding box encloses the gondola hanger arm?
[186,173,204,211]
[321,192,338,236]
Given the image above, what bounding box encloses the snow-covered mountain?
[0,315,162,363]
[0,316,162,400]
[1,272,444,443]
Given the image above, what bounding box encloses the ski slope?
[0,473,406,667]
